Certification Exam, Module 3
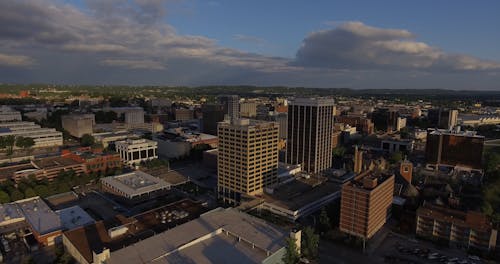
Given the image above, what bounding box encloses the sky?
[0,0,499,90]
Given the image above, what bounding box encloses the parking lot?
[373,233,483,264]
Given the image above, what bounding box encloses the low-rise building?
[0,106,22,122]
[154,128,218,159]
[416,203,497,251]
[64,205,295,264]
[0,122,63,148]
[115,138,158,166]
[62,147,121,175]
[262,175,341,221]
[101,171,170,202]
[16,197,63,246]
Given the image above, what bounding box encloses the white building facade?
[115,139,158,166]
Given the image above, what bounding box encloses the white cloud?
[294,21,500,72]
[0,53,35,67]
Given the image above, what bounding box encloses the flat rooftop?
[32,156,83,169]
[56,205,95,230]
[16,197,62,235]
[417,203,492,232]
[263,176,341,211]
[427,128,485,139]
[0,203,24,223]
[140,167,189,186]
[101,171,170,197]
[63,199,206,264]
[108,207,288,264]
[0,162,36,181]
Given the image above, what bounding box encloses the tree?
[4,135,16,160]
[24,187,36,198]
[0,190,10,203]
[282,237,300,264]
[9,189,24,201]
[389,151,403,164]
[34,185,50,197]
[16,136,35,155]
[301,226,319,260]
[81,134,95,147]
[319,207,331,234]
[332,146,346,158]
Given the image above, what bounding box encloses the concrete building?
[239,102,257,118]
[218,119,279,205]
[63,204,294,264]
[271,112,288,139]
[286,97,335,174]
[61,114,95,138]
[460,114,500,127]
[92,131,138,149]
[56,206,95,231]
[101,171,170,202]
[154,128,218,159]
[262,175,341,221]
[217,95,240,121]
[0,106,22,122]
[174,108,194,121]
[16,197,63,246]
[425,129,484,169]
[0,122,63,148]
[416,203,497,251]
[339,171,395,241]
[428,108,459,129]
[201,103,225,135]
[115,138,158,166]
[380,137,414,153]
[335,115,374,135]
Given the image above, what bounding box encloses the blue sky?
[0,0,499,89]
[162,0,500,59]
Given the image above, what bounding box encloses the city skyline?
[0,0,499,90]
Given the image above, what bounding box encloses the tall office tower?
[217,95,240,122]
[428,108,459,129]
[217,119,279,204]
[201,103,225,135]
[286,97,335,174]
[340,171,395,242]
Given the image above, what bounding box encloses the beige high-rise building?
[286,97,335,174]
[217,119,279,204]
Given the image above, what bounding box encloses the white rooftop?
[108,208,288,264]
[56,205,95,231]
[101,171,170,197]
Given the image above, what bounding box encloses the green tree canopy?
[389,151,403,164]
[301,226,319,260]
[282,237,300,264]
[0,190,10,203]
[81,134,95,147]
[34,185,51,197]
[9,189,24,201]
[319,207,332,234]
[24,187,36,198]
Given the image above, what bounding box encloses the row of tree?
[0,167,121,203]
[0,135,35,158]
